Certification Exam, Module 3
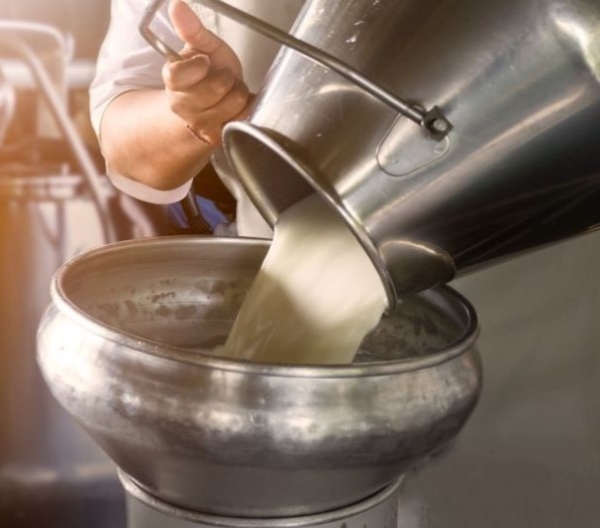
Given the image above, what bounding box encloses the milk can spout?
[224,121,457,307]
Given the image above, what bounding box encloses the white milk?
[222,195,388,364]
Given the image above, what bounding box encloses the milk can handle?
[140,0,452,140]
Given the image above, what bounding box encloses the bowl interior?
[56,237,472,365]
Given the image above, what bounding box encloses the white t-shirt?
[90,0,305,238]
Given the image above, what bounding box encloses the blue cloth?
[167,195,230,232]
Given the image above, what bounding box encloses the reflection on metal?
[379,239,455,296]
[223,0,600,302]
[377,116,451,177]
[37,237,481,518]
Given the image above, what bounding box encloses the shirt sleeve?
[89,0,178,140]
[89,0,194,204]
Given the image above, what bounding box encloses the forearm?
[100,89,212,191]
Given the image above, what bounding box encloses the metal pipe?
[0,22,117,244]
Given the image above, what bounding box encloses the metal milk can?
[181,0,600,306]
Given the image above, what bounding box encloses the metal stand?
[122,473,401,528]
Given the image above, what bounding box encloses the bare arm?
[99,0,250,192]
[100,88,213,190]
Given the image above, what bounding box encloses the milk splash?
[222,195,388,364]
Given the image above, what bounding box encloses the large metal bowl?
[37,237,481,518]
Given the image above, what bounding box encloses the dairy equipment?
[148,0,600,307]
[34,0,600,526]
[37,236,480,526]
[140,0,600,303]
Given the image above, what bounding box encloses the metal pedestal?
[122,474,401,528]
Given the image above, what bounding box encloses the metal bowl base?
[121,472,401,528]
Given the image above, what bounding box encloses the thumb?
[169,0,242,74]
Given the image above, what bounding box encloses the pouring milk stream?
[222,195,388,364]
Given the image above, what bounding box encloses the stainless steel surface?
[37,237,481,518]
[123,473,401,528]
[223,0,600,305]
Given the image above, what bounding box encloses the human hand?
[164,0,252,146]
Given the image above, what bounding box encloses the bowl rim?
[49,236,479,379]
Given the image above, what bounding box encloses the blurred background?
[0,0,109,154]
[0,2,160,527]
